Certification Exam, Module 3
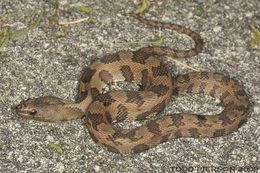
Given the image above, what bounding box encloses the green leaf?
[0,142,4,147]
[0,26,10,48]
[249,24,260,48]
[194,5,204,16]
[75,6,92,17]
[134,0,151,14]
[151,35,166,46]
[56,31,66,38]
[49,142,63,154]
[216,102,225,107]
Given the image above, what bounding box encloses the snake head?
[15,98,46,120]
[15,96,77,122]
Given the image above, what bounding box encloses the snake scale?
[15,13,250,154]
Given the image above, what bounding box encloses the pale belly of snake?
[15,13,250,154]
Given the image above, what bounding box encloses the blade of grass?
[165,56,200,72]
[0,26,10,49]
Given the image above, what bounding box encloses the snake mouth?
[15,102,37,119]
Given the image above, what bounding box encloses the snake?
[15,13,250,154]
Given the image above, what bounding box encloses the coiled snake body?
[15,13,250,154]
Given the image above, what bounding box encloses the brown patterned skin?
[15,14,250,154]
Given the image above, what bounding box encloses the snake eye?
[30,110,37,116]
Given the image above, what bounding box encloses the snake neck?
[66,96,93,117]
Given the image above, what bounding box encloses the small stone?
[94,165,100,172]
[213,26,222,33]
[245,12,253,18]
